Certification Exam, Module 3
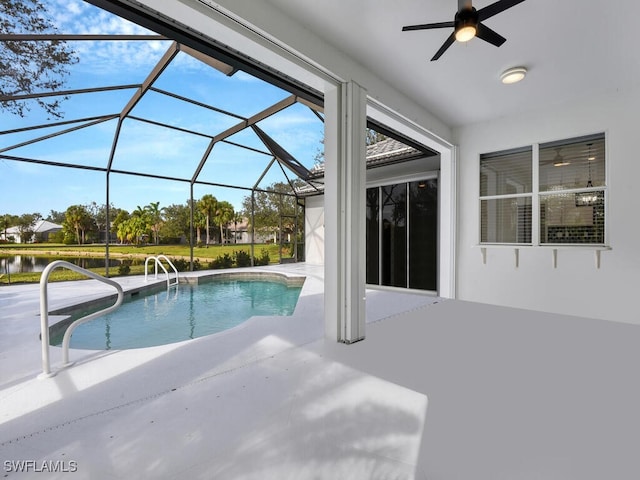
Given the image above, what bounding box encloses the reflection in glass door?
[366,188,379,285]
[382,184,407,287]
[366,178,438,291]
[409,179,438,290]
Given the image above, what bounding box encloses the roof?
[3,220,62,235]
[34,220,62,233]
[309,137,425,179]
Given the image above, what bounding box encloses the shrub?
[170,258,189,272]
[48,231,65,243]
[234,250,252,268]
[209,253,233,269]
[254,248,270,266]
[166,257,200,272]
[118,261,131,276]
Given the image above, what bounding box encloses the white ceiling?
[262,0,637,128]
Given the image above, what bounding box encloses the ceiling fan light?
[455,25,476,42]
[553,160,571,167]
[500,67,527,84]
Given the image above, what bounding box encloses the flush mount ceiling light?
[500,66,527,84]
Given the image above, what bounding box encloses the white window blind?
[539,134,605,244]
[480,147,532,244]
[479,133,606,246]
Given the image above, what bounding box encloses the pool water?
[51,279,303,350]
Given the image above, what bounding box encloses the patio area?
[1,263,442,479]
[1,263,640,479]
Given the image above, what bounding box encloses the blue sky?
[0,0,324,217]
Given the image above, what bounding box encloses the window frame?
[479,133,608,248]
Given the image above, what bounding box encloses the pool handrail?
[38,260,124,379]
[144,255,179,288]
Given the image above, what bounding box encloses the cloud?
[42,1,171,75]
[233,71,261,83]
[259,112,317,131]
[49,0,153,35]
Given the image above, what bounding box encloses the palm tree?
[131,205,151,245]
[116,220,129,244]
[197,194,217,245]
[112,210,130,244]
[145,201,163,245]
[214,201,234,244]
[232,212,243,244]
[64,205,91,245]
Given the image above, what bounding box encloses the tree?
[46,210,65,224]
[15,213,40,243]
[144,201,163,245]
[130,205,151,245]
[127,215,149,246]
[214,200,234,244]
[366,128,387,146]
[159,203,190,243]
[86,202,118,243]
[1,214,18,241]
[0,0,79,118]
[232,212,243,244]
[313,128,386,166]
[63,205,92,245]
[241,182,301,242]
[116,219,135,245]
[197,194,217,245]
[112,210,130,244]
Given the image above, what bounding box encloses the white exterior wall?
[304,195,324,265]
[454,84,640,325]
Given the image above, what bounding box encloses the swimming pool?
[50,275,304,350]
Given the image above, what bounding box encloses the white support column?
[324,80,367,343]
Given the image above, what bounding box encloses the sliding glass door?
[366,177,438,291]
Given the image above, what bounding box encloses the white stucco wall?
[304,195,324,265]
[454,84,640,324]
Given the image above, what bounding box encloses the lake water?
[0,255,125,274]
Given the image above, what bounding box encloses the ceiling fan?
[402,0,526,61]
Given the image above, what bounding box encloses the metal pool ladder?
[144,255,179,288]
[38,260,124,379]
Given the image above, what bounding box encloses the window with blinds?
[480,147,533,244]
[539,134,605,244]
[479,133,606,246]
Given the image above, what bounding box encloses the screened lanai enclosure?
[0,0,325,270]
[1,0,442,289]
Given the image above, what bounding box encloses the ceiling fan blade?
[475,22,506,47]
[477,0,525,21]
[431,32,456,61]
[402,21,454,31]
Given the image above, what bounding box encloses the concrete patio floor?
[0,263,439,479]
[1,263,639,479]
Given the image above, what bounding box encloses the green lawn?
[0,243,291,284]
